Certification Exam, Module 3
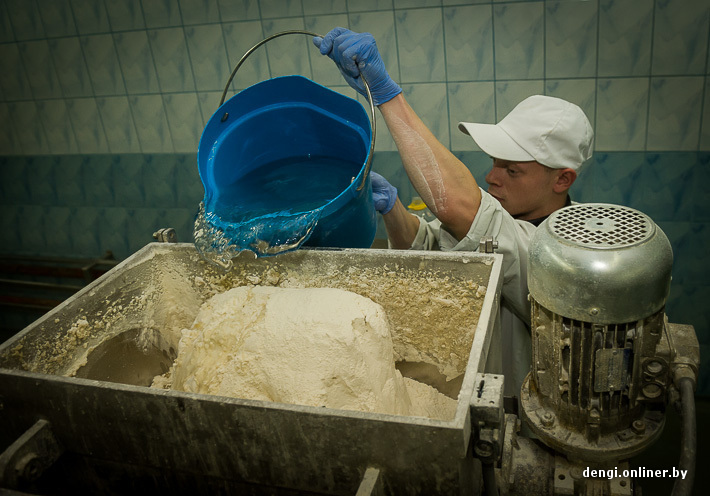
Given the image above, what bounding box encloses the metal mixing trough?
[0,243,503,495]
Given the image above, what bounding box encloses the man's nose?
[485,167,500,186]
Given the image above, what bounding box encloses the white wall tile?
[150,27,196,92]
[19,40,63,99]
[70,0,111,35]
[652,0,709,75]
[545,0,597,78]
[178,0,221,25]
[493,2,544,80]
[105,0,146,31]
[443,5,493,82]
[6,0,45,41]
[596,77,649,151]
[442,0,487,4]
[37,0,78,38]
[2,0,710,157]
[222,21,270,90]
[49,37,93,97]
[97,96,142,153]
[129,94,175,152]
[261,18,311,78]
[163,92,204,152]
[0,1,16,42]
[396,8,445,83]
[598,0,653,77]
[66,98,110,153]
[394,0,441,7]
[0,43,33,100]
[303,0,347,15]
[347,0,393,12]
[185,24,230,91]
[448,81,495,152]
[36,99,80,154]
[113,31,161,93]
[81,34,126,96]
[141,0,183,28]
[260,0,303,19]
[217,0,260,21]
[647,77,703,151]
[197,90,222,125]
[0,103,23,154]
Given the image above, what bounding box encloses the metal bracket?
[0,419,63,490]
[479,236,499,253]
[553,457,632,496]
[153,228,178,243]
[470,373,505,463]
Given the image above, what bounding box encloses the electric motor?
[520,204,674,462]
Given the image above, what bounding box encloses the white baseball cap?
[458,95,594,170]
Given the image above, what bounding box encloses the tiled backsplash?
[0,0,708,393]
[0,0,709,155]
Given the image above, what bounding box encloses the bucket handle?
[218,30,376,192]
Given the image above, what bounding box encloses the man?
[314,28,593,396]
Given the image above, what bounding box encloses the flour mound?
[171,286,417,415]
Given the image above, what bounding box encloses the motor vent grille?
[549,204,654,248]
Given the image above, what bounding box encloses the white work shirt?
[408,188,536,398]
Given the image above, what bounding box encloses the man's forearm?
[378,94,481,241]
[382,198,421,249]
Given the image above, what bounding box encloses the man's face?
[484,158,560,220]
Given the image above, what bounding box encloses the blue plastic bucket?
[196,74,376,263]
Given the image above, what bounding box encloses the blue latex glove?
[370,172,397,215]
[313,28,402,106]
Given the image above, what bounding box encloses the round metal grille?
[549,204,654,248]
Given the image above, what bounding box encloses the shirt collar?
[522,195,572,227]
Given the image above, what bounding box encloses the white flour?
[167,286,457,419]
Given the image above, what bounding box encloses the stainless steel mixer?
[0,203,700,495]
[0,244,504,495]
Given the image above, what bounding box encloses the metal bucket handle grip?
[219,30,376,192]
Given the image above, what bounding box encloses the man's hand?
[370,172,397,215]
[313,27,402,106]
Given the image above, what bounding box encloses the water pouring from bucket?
[194,31,377,269]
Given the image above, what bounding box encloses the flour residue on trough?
[3,247,490,422]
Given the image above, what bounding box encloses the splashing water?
[194,155,360,270]
[193,202,322,269]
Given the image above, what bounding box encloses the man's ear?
[553,168,577,193]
